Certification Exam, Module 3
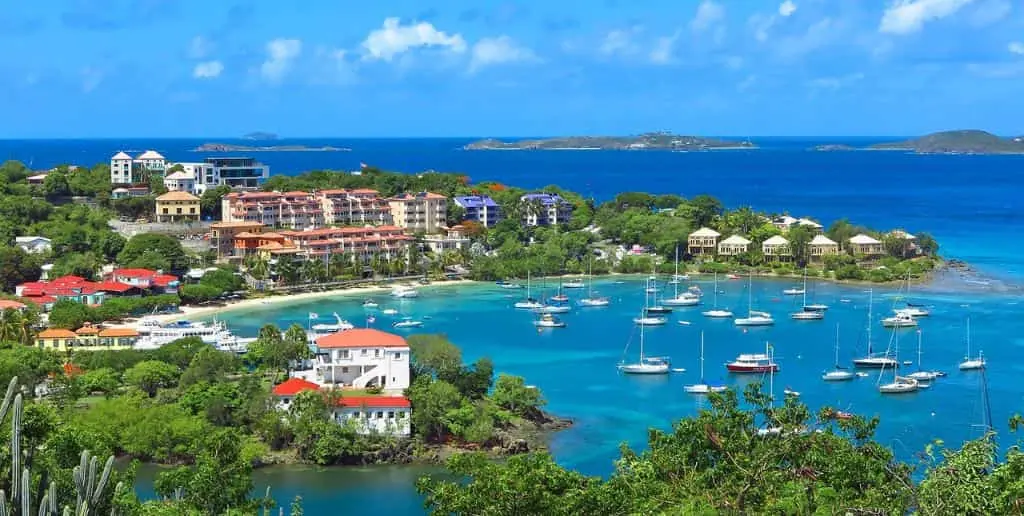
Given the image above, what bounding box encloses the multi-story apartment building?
[221,191,325,229]
[110,150,168,185]
[318,189,393,226]
[204,157,269,189]
[453,195,501,227]
[388,192,447,234]
[274,225,411,263]
[521,193,574,226]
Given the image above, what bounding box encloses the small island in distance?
[241,131,279,141]
[464,132,756,151]
[814,130,1024,154]
[193,142,349,152]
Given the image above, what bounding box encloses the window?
[387,411,395,419]
[340,350,350,359]
[361,349,368,356]
[282,398,290,405]
[374,349,380,358]
[376,411,384,419]
[162,208,168,214]
[176,208,182,214]
[398,411,406,418]
[341,367,348,373]
[351,411,360,418]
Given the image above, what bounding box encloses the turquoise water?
[177,273,1012,514]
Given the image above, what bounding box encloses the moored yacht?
[392,317,424,328]
[663,246,701,307]
[308,312,355,340]
[533,313,566,328]
[958,317,985,371]
[822,324,856,381]
[535,304,571,314]
[391,285,419,298]
[701,272,733,318]
[561,278,585,289]
[882,311,917,328]
[727,344,779,374]
[734,274,773,326]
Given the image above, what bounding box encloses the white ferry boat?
[134,319,254,353]
[391,286,419,298]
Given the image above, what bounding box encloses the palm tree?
[275,255,299,285]
[0,308,35,345]
[301,258,327,284]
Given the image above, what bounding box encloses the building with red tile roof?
[270,376,411,435]
[221,191,324,230]
[387,191,448,234]
[109,269,180,294]
[312,329,410,397]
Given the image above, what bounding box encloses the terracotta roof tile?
[315,328,407,349]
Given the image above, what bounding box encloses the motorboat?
[214,330,255,354]
[882,311,917,328]
[381,308,398,315]
[645,305,673,314]
[726,274,741,280]
[496,280,522,289]
[782,287,805,296]
[634,315,667,326]
[391,286,419,298]
[791,309,824,321]
[536,303,569,315]
[392,317,424,329]
[562,279,585,289]
[702,273,733,318]
[533,313,566,328]
[822,325,856,381]
[684,332,728,394]
[135,316,163,335]
[783,388,800,398]
[362,299,379,308]
[726,348,779,374]
[309,312,355,339]
[959,317,985,370]
[898,306,930,318]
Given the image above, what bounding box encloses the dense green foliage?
[419,383,1024,515]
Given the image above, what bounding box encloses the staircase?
[351,365,384,389]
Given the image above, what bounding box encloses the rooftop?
[156,191,200,202]
[849,234,882,245]
[272,377,321,396]
[810,234,838,245]
[763,235,790,245]
[136,150,165,160]
[316,328,408,349]
[112,151,132,160]
[690,227,721,238]
[720,235,751,245]
[454,195,498,208]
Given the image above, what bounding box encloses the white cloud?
[969,0,1011,26]
[80,67,102,93]
[879,0,975,35]
[361,18,466,61]
[779,1,798,17]
[470,36,536,71]
[192,60,223,79]
[809,72,865,89]
[691,1,725,31]
[649,31,681,64]
[749,14,776,42]
[600,27,642,55]
[1010,41,1024,55]
[260,38,302,82]
[188,36,211,59]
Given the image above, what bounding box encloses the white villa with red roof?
[271,377,412,435]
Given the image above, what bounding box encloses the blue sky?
[2,0,1023,137]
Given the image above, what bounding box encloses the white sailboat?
[562,278,585,289]
[897,270,930,317]
[735,274,774,326]
[791,268,824,320]
[757,347,784,436]
[702,272,734,318]
[853,290,898,369]
[822,324,855,381]
[663,246,701,307]
[878,334,919,394]
[907,329,943,381]
[684,332,727,394]
[514,271,543,310]
[619,298,670,375]
[533,313,566,328]
[634,279,667,325]
[959,317,985,370]
[579,257,610,307]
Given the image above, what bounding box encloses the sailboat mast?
[966,317,972,357]
[673,246,680,298]
[699,331,705,381]
[802,268,808,306]
[748,273,753,316]
[834,324,840,367]
[713,272,719,307]
[867,289,873,354]
[917,330,923,371]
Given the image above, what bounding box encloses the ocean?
[4,138,1023,513]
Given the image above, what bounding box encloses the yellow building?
[155,191,201,223]
[36,326,140,352]
[388,192,447,234]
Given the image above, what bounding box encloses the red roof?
[113,268,158,279]
[316,328,407,349]
[0,300,27,310]
[152,274,179,287]
[272,378,321,396]
[93,281,135,293]
[339,396,411,408]
[21,295,56,306]
[50,275,87,285]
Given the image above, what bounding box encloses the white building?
[163,171,196,194]
[15,236,52,254]
[388,192,448,234]
[110,150,168,185]
[271,377,411,436]
[424,225,471,254]
[311,328,410,392]
[717,235,751,256]
[762,235,791,259]
[110,152,268,192]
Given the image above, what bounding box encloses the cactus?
[0,377,121,516]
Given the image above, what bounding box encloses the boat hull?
[619,364,670,375]
[791,312,824,320]
[684,384,728,394]
[852,358,898,368]
[645,306,673,314]
[726,363,779,373]
[734,317,774,326]
[702,310,734,318]
[822,371,856,381]
[663,297,700,306]
[579,298,609,307]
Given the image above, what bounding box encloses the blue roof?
[454,195,498,208]
[521,193,567,205]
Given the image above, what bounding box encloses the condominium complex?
[221,191,325,230]
[388,192,447,234]
[453,195,502,227]
[229,224,411,264]
[319,189,393,226]
[521,193,574,226]
[109,151,269,192]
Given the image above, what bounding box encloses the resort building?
[204,157,269,189]
[15,236,52,254]
[388,192,448,234]
[233,232,289,260]
[771,215,799,232]
[887,230,920,256]
[271,378,411,436]
[221,191,325,230]
[17,276,107,307]
[520,193,573,227]
[687,227,721,256]
[109,269,180,294]
[809,235,839,260]
[762,235,792,260]
[318,189,393,226]
[110,150,167,185]
[237,226,412,264]
[849,234,884,256]
[35,325,141,352]
[310,328,411,392]
[796,218,824,234]
[424,225,471,254]
[210,221,265,261]
[717,235,752,256]
[453,195,501,227]
[155,191,201,223]
[163,170,197,194]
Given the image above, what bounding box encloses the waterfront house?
[887,230,920,256]
[424,225,471,254]
[15,236,52,254]
[311,328,411,392]
[111,187,150,200]
[717,235,752,256]
[808,235,839,260]
[388,192,448,234]
[271,378,411,436]
[35,325,140,352]
[26,173,48,186]
[771,215,799,232]
[849,234,884,256]
[687,227,721,256]
[210,221,265,261]
[155,191,200,223]
[110,151,167,185]
[112,152,269,191]
[318,189,393,226]
[520,193,573,226]
[762,235,792,260]
[454,195,501,227]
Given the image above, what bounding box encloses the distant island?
[813,130,1024,155]
[193,142,349,152]
[464,132,756,151]
[242,132,278,141]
